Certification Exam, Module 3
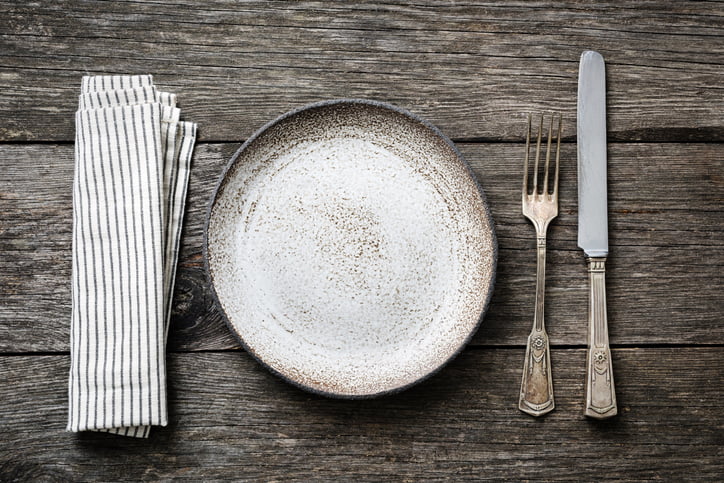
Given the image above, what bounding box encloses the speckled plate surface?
[204,99,497,398]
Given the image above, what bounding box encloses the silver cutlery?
[577,50,617,419]
[519,113,561,417]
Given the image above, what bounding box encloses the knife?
[577,50,617,419]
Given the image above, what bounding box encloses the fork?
[519,113,561,417]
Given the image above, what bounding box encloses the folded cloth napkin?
[68,75,196,437]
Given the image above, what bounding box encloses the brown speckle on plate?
[204,99,497,398]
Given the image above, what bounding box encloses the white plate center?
[234,137,458,357]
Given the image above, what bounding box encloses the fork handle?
[520,328,554,416]
[519,238,554,416]
[584,257,617,419]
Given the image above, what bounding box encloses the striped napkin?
[68,75,197,437]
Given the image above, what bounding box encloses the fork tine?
[533,115,543,195]
[523,114,531,195]
[544,114,553,195]
[553,113,562,197]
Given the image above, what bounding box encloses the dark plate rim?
[202,98,498,399]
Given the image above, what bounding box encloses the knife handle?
[584,257,617,419]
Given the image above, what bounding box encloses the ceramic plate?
[205,99,496,397]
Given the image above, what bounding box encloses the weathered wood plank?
[1,142,722,351]
[0,348,721,481]
[1,0,722,142]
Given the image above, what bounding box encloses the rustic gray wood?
[0,348,722,481]
[1,1,723,480]
[1,142,722,352]
[1,1,723,142]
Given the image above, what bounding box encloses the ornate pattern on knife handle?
[584,257,617,418]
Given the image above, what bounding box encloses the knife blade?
[577,50,617,419]
[578,50,608,258]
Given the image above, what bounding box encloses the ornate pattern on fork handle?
[584,257,617,418]
[519,235,555,416]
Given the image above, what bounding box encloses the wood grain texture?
[1,1,722,479]
[1,142,722,352]
[1,1,723,142]
[0,348,722,481]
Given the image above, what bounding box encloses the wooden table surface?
[1,1,722,481]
